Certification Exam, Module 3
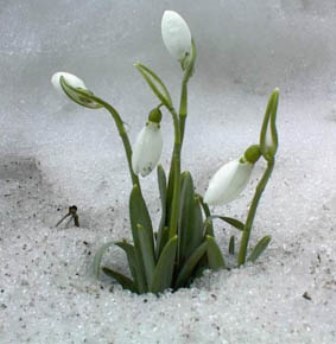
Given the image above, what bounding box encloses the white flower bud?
[204,159,254,205]
[51,72,86,97]
[132,121,163,177]
[161,10,192,61]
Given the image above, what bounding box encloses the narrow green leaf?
[134,63,172,108]
[156,165,167,257]
[229,235,235,255]
[129,185,154,240]
[247,235,271,263]
[115,241,145,293]
[102,267,137,293]
[150,235,178,294]
[93,241,115,278]
[206,236,226,270]
[208,215,245,231]
[165,163,175,228]
[157,226,170,258]
[129,184,155,292]
[60,76,103,109]
[137,224,156,287]
[175,241,208,289]
[178,172,204,264]
[199,195,214,236]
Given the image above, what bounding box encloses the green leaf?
[178,172,204,264]
[93,241,115,278]
[115,241,145,293]
[60,76,103,109]
[165,163,175,228]
[129,184,155,291]
[208,215,245,231]
[129,185,154,238]
[150,235,178,294]
[175,241,208,289]
[157,227,170,259]
[206,236,226,270]
[156,165,168,257]
[199,195,214,236]
[137,224,156,287]
[229,235,235,255]
[247,235,271,263]
[102,267,137,293]
[134,63,172,108]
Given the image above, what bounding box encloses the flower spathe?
[51,72,86,97]
[132,121,163,177]
[204,159,254,205]
[161,10,192,61]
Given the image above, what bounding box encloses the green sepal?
[247,235,271,263]
[134,63,172,108]
[178,172,204,264]
[243,145,261,164]
[60,76,103,109]
[206,235,226,270]
[150,235,178,294]
[175,241,208,289]
[102,267,138,293]
[207,215,245,231]
[137,224,156,287]
[115,241,145,293]
[229,235,235,255]
[92,241,115,278]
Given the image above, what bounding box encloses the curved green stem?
[237,157,274,266]
[90,96,139,187]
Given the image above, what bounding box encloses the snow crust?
[1,1,336,343]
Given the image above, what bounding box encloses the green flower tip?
[242,145,261,164]
[148,108,162,124]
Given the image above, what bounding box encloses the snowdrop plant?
[51,10,280,294]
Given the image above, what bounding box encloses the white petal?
[161,10,192,61]
[132,122,163,177]
[204,160,253,205]
[51,72,86,96]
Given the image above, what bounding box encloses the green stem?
[179,80,188,144]
[90,96,139,187]
[166,74,189,238]
[237,157,274,266]
[166,106,181,238]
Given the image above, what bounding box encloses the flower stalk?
[237,157,274,265]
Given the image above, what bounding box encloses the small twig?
[55,205,80,228]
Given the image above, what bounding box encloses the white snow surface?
[1,1,336,343]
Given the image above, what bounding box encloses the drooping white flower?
[161,10,192,61]
[204,159,254,205]
[132,121,163,177]
[51,72,86,97]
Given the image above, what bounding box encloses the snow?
[1,1,336,343]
